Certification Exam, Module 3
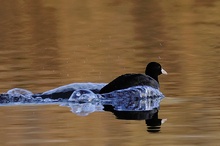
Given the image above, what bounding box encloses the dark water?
[0,0,220,145]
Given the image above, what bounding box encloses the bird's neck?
[146,73,159,83]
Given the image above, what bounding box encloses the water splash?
[69,89,101,103]
[0,83,165,114]
[101,86,164,111]
[61,102,104,116]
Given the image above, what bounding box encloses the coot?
[99,62,167,94]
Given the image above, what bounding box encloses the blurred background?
[0,0,219,97]
[0,0,220,145]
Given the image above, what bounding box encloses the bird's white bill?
[161,119,167,124]
[161,68,168,75]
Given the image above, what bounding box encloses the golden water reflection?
[0,0,220,145]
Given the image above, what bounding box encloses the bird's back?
[99,73,159,94]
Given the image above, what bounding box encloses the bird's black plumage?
[99,62,167,94]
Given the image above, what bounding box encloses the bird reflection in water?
[65,102,166,133]
[103,105,167,133]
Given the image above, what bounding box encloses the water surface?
[0,0,220,145]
